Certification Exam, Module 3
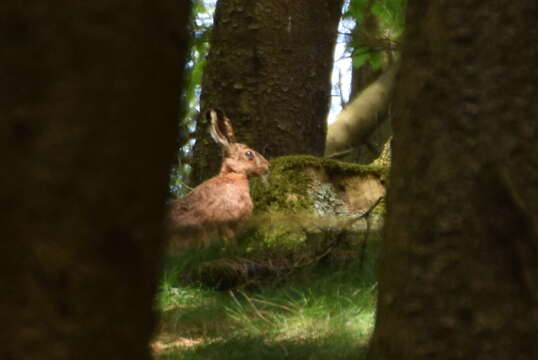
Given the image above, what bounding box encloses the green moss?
[247,155,387,251]
[251,156,314,214]
[251,155,387,214]
[252,223,308,249]
[267,155,387,177]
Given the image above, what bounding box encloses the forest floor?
[151,235,380,360]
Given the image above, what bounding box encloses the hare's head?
[207,109,269,178]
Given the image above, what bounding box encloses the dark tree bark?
[1,2,191,359]
[368,1,538,359]
[350,62,382,101]
[190,0,343,185]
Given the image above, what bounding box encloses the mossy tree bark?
[368,1,538,359]
[190,0,343,185]
[1,2,190,359]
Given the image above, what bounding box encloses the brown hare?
[168,109,269,250]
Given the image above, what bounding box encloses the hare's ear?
[207,108,236,147]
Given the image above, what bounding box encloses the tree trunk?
[1,2,190,359]
[190,0,343,185]
[350,62,383,101]
[332,4,398,164]
[325,62,398,158]
[368,1,538,359]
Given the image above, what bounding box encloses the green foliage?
[352,50,384,70]
[371,0,407,36]
[193,0,207,14]
[346,0,407,32]
[170,0,214,197]
[344,0,407,69]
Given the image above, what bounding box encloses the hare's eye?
[245,151,254,160]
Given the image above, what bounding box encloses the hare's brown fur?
[168,110,269,249]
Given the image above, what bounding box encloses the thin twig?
[326,148,355,159]
[357,196,384,269]
[177,181,194,191]
[359,214,371,270]
[238,291,272,324]
[249,297,299,314]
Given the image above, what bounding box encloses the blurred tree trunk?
[190,0,343,185]
[1,2,190,359]
[368,1,538,359]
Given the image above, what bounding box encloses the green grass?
[153,236,380,360]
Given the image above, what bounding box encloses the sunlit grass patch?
[153,234,380,359]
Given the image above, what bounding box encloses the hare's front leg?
[218,224,239,246]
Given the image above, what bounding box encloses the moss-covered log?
[253,155,386,217]
[187,155,387,289]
